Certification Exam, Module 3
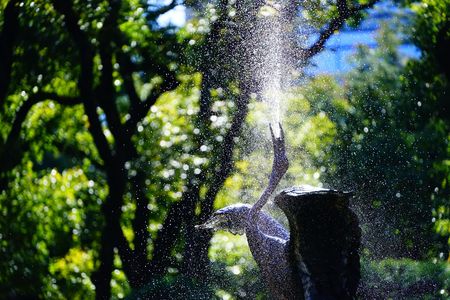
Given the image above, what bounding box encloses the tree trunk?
[92,165,127,299]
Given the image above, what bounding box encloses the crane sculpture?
[196,123,361,300]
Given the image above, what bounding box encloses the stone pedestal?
[274,186,361,300]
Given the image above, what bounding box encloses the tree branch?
[180,86,253,277]
[52,0,113,165]
[149,198,186,274]
[114,31,178,134]
[154,2,256,276]
[146,0,177,20]
[115,226,147,287]
[0,92,82,173]
[116,52,142,123]
[198,65,254,220]
[51,1,118,298]
[123,71,178,134]
[0,0,20,105]
[110,8,179,280]
[130,173,151,263]
[298,0,379,60]
[97,0,129,154]
[4,92,82,148]
[197,0,230,134]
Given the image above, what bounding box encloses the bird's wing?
[258,210,289,241]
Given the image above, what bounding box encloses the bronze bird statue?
[196,123,360,300]
[197,124,316,300]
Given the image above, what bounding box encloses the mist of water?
[257,5,284,138]
[250,1,301,138]
[260,11,283,136]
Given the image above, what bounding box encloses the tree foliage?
[2,0,446,299]
[291,5,450,259]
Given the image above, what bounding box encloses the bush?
[126,275,213,300]
[359,259,450,299]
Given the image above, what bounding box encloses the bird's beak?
[195,215,221,230]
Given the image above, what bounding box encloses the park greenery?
[0,0,449,299]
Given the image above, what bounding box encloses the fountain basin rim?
[274,186,353,205]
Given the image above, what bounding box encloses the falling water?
[257,4,284,138]
[260,9,283,137]
[251,1,298,138]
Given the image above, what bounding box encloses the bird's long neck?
[249,173,280,221]
[248,123,288,226]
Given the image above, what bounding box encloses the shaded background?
[0,0,449,299]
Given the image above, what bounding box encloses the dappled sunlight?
[0,0,449,298]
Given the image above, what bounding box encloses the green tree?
[0,0,182,297]
[324,26,435,258]
[405,0,450,258]
[308,5,450,259]
[0,0,380,298]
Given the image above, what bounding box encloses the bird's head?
[195,203,251,235]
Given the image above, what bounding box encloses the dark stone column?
[274,186,361,300]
